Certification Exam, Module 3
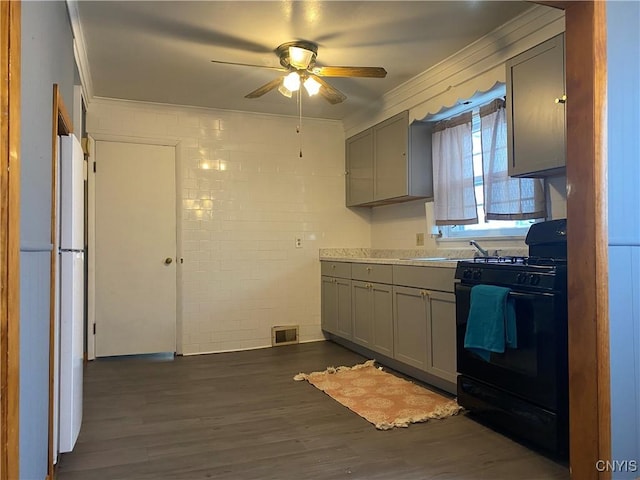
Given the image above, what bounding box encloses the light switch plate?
[416,233,425,246]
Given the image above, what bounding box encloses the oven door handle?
[507,291,540,300]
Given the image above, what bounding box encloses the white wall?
[87,100,371,354]
[607,1,640,477]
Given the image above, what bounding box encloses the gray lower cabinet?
[321,275,352,339]
[393,286,457,384]
[393,286,428,370]
[352,280,394,357]
[320,260,456,393]
[424,290,457,384]
[320,261,352,339]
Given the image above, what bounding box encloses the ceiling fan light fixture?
[283,71,301,92]
[278,83,293,98]
[289,46,314,69]
[303,76,321,96]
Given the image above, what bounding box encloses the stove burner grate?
[472,256,527,264]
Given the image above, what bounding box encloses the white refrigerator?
[58,134,84,453]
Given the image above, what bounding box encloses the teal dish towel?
[464,285,517,361]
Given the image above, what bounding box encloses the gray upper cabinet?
[506,33,566,177]
[345,129,374,206]
[345,111,433,207]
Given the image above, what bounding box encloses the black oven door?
[455,282,567,412]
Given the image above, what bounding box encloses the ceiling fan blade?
[211,59,288,72]
[245,77,283,99]
[311,66,387,78]
[311,75,347,105]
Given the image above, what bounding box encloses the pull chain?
[297,88,303,158]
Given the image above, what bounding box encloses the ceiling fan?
[211,40,387,105]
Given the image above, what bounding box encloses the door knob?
[164,257,173,265]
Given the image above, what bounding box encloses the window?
[428,86,546,240]
[444,110,538,239]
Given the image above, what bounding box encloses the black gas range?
[454,219,569,456]
[457,256,567,292]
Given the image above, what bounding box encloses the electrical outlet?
[416,232,425,246]
[295,237,303,248]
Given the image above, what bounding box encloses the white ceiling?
[74,1,533,120]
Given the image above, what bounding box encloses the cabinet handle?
[420,290,431,297]
[366,267,372,272]
[367,283,373,289]
[344,171,350,175]
[554,94,567,104]
[331,264,336,269]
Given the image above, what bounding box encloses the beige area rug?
[294,360,461,430]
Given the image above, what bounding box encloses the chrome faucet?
[470,240,490,257]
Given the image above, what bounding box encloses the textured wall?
[87,99,371,354]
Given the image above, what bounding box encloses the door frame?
[535,2,610,478]
[86,134,182,359]
[0,1,21,478]
[49,85,73,478]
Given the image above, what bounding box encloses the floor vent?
[271,325,299,346]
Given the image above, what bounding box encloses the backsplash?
[319,247,528,260]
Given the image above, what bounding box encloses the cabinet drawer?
[392,265,456,292]
[351,263,393,284]
[321,261,351,278]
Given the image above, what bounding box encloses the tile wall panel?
[87,99,371,354]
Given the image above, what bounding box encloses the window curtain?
[480,100,546,220]
[432,112,477,225]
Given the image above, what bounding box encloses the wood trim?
[49,85,72,478]
[533,2,611,478]
[563,2,611,479]
[0,1,21,479]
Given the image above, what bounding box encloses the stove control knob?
[462,269,472,279]
[472,269,482,280]
[516,273,526,284]
[530,274,540,285]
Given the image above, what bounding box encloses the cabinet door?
[352,280,374,347]
[425,291,457,383]
[335,278,352,339]
[346,129,374,206]
[393,286,428,370]
[507,34,565,177]
[352,281,393,356]
[374,111,409,201]
[371,283,394,357]
[321,276,338,335]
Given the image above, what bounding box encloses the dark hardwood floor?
[56,341,569,480]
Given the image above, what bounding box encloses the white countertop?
[319,247,528,269]
[319,256,466,268]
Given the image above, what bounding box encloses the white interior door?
[95,141,176,357]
